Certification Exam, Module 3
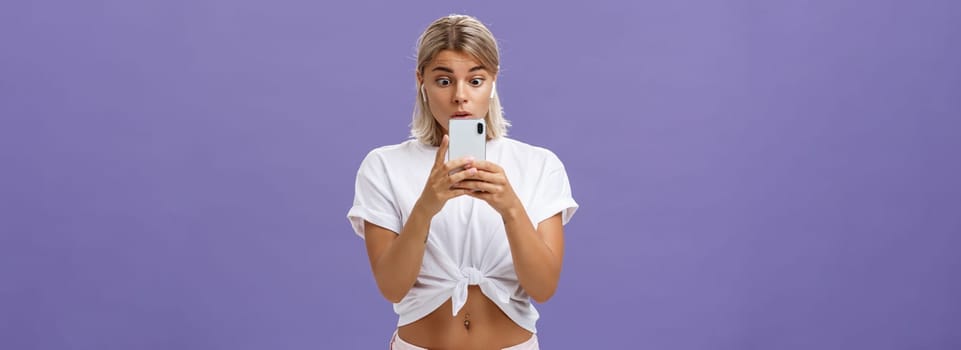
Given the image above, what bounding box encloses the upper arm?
[537,213,565,266]
[364,221,398,272]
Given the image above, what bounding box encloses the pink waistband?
[390,330,539,350]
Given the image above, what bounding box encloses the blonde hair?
[411,14,510,146]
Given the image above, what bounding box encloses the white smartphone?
[448,119,486,162]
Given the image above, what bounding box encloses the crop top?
[347,137,577,333]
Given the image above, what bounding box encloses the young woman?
[348,14,578,350]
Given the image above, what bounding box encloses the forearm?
[502,207,561,303]
[372,205,432,303]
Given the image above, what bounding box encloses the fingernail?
[470,168,477,175]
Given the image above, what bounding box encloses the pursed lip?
[450,112,473,119]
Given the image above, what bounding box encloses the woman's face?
[419,50,495,133]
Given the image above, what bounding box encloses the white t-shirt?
[347,137,578,334]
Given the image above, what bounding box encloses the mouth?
[450,111,473,119]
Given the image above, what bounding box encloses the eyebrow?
[431,66,487,73]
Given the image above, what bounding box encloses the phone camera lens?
[477,122,484,134]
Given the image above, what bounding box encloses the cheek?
[428,103,446,118]
[483,92,493,110]
[429,110,448,130]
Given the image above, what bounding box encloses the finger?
[470,160,503,173]
[434,135,449,166]
[466,190,492,201]
[449,179,480,191]
[466,169,501,184]
[444,188,472,199]
[453,180,499,193]
[448,167,478,183]
[444,157,475,173]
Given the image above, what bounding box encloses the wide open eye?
[436,78,451,87]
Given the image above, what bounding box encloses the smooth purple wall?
[2,0,959,349]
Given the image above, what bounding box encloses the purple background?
[2,0,959,349]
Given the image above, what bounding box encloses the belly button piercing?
[464,312,470,330]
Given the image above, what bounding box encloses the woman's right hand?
[416,135,477,217]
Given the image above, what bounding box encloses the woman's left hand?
[453,160,523,218]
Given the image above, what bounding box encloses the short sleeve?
[346,150,402,239]
[529,152,579,227]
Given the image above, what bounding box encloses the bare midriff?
[396,286,533,349]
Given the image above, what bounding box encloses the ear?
[417,71,427,103]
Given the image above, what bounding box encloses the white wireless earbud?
[421,84,427,103]
[490,82,496,99]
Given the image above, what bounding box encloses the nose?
[452,82,468,104]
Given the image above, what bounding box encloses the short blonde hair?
[411,14,510,146]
